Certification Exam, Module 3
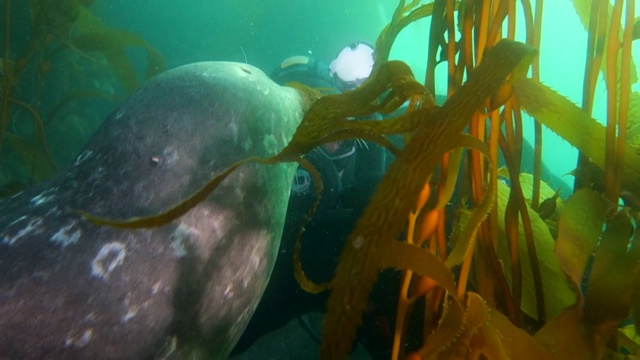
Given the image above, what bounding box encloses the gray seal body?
[0,62,304,359]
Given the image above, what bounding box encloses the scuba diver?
[232,42,402,359]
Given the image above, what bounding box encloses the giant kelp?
[80,0,640,359]
[0,0,165,191]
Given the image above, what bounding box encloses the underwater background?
[2,1,640,359]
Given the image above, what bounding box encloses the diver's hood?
[330,42,374,90]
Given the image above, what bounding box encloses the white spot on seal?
[170,224,199,257]
[65,328,93,348]
[91,242,126,280]
[121,307,139,323]
[115,110,125,119]
[88,166,106,182]
[50,222,81,249]
[1,217,44,246]
[7,215,27,227]
[353,236,365,249]
[152,281,162,295]
[30,189,56,206]
[223,283,234,300]
[262,134,278,155]
[162,147,179,165]
[74,150,93,166]
[280,131,288,147]
[257,84,270,96]
[229,121,239,144]
[241,138,253,152]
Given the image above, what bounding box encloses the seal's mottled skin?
[0,62,304,359]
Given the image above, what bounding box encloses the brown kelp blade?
[420,292,552,360]
[538,209,638,359]
[378,240,457,293]
[495,180,577,321]
[583,209,636,327]
[418,294,464,356]
[513,77,640,197]
[535,304,602,360]
[555,189,610,287]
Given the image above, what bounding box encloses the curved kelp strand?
[293,157,331,294]
[305,107,441,157]
[419,292,554,359]
[320,40,536,359]
[75,156,271,228]
[276,60,432,161]
[418,294,465,356]
[375,2,437,65]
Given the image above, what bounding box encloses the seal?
[0,62,305,359]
